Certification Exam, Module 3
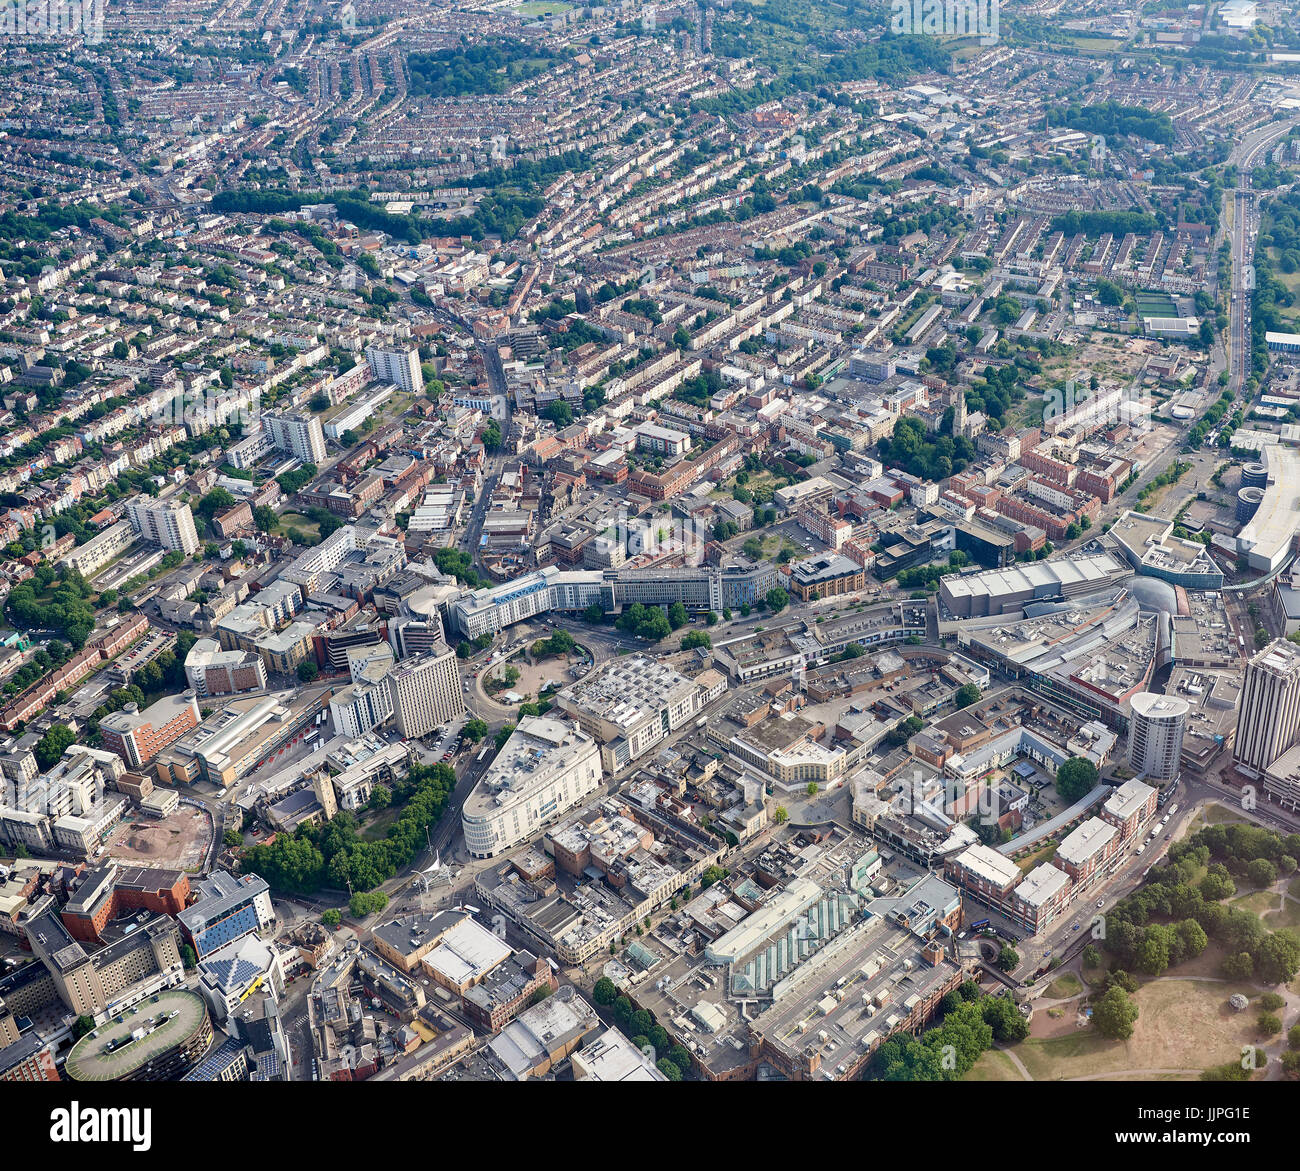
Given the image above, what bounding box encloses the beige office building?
[1234,639,1300,778]
[386,644,464,739]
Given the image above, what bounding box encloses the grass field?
[277,511,321,541]
[1198,802,1249,827]
[359,807,399,842]
[1264,897,1300,931]
[1135,292,1178,317]
[962,1048,1026,1081]
[1267,247,1300,326]
[515,0,573,13]
[1017,841,1059,874]
[1066,35,1128,51]
[716,467,782,502]
[1016,979,1259,1081]
[1044,973,1083,1000]
[1231,890,1278,916]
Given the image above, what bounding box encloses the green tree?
[592,977,617,1006]
[464,718,489,742]
[34,724,76,770]
[543,400,573,428]
[981,995,1029,1043]
[954,683,981,709]
[656,1057,683,1081]
[1221,951,1255,981]
[1255,930,1300,985]
[996,946,1020,973]
[668,1044,693,1072]
[297,660,319,682]
[322,909,341,928]
[1258,1012,1283,1037]
[1200,866,1237,902]
[349,890,388,917]
[1055,757,1098,802]
[667,601,688,630]
[765,587,789,613]
[1092,985,1139,1040]
[1135,926,1171,976]
[1247,857,1279,889]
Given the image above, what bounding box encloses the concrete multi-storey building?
[555,655,706,771]
[1008,863,1072,933]
[99,693,202,769]
[178,872,275,960]
[265,411,327,464]
[125,495,200,554]
[943,842,1021,905]
[0,1034,59,1082]
[1052,817,1119,886]
[1100,778,1159,841]
[329,681,394,739]
[785,553,866,601]
[462,716,603,859]
[281,525,357,593]
[1233,639,1300,778]
[25,911,185,1019]
[61,864,191,944]
[1126,692,1187,782]
[183,639,267,696]
[365,345,422,395]
[59,519,136,576]
[386,644,464,739]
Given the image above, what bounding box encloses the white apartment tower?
[385,644,464,739]
[1233,639,1300,777]
[365,345,423,395]
[329,682,394,739]
[265,412,327,464]
[1127,691,1188,782]
[126,496,200,555]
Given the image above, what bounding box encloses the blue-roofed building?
[178,871,275,959]
[182,1035,249,1082]
[197,932,285,1023]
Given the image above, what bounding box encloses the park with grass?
[960,814,1300,1083]
[935,810,1300,1081]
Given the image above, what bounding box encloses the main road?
[1224,118,1298,395]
